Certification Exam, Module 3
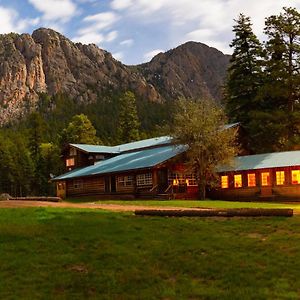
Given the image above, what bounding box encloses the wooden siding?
[66,177,105,196]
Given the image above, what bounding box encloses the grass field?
[68,198,300,210]
[0,207,300,299]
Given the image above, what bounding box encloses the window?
[66,158,75,167]
[247,174,256,187]
[185,174,197,186]
[276,171,285,185]
[221,176,228,188]
[168,172,197,186]
[292,170,300,184]
[136,173,153,186]
[69,147,77,156]
[261,172,270,186]
[118,175,133,187]
[74,180,83,189]
[234,174,242,188]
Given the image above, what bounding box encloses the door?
[105,176,110,193]
[260,172,272,197]
[56,181,66,199]
[158,169,168,193]
[111,176,116,193]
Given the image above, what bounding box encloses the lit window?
[66,158,75,167]
[221,176,228,188]
[185,174,197,186]
[247,174,256,187]
[137,173,153,186]
[261,172,270,186]
[276,171,285,185]
[118,176,133,187]
[292,170,300,184]
[234,174,242,188]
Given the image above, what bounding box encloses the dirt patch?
[68,264,89,274]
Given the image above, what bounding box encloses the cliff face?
[138,41,231,102]
[0,28,230,125]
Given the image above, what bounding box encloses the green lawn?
[68,198,300,210]
[0,208,300,299]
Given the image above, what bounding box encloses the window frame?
[234,174,242,188]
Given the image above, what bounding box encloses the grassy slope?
[0,208,300,299]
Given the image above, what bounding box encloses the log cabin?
[209,151,300,201]
[54,136,200,199]
[53,122,300,201]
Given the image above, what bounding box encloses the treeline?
[0,91,172,196]
[225,7,300,153]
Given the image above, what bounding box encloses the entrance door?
[158,169,168,193]
[111,176,116,193]
[105,176,110,193]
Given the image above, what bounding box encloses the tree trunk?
[198,182,206,200]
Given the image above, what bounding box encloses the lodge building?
[53,131,300,201]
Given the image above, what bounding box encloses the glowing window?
[247,174,256,187]
[291,170,300,184]
[276,171,285,185]
[234,174,242,188]
[221,176,228,188]
[261,172,270,186]
[66,158,75,167]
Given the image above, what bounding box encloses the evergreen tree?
[61,114,101,145]
[117,91,141,143]
[247,7,300,152]
[225,14,263,126]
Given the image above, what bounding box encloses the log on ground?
[134,208,293,217]
[9,197,61,202]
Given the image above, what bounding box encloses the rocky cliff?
[0,28,230,125]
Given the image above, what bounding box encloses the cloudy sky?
[0,0,299,64]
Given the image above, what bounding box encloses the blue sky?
[0,0,299,65]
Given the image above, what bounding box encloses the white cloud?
[0,6,39,34]
[28,0,77,22]
[79,12,118,34]
[73,32,104,44]
[111,0,133,10]
[120,39,134,46]
[74,11,119,46]
[112,51,123,61]
[110,0,300,60]
[105,30,118,42]
[144,49,164,61]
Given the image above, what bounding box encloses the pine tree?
[61,114,101,145]
[247,7,300,152]
[225,13,264,128]
[117,91,141,143]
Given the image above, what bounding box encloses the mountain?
[138,41,230,101]
[0,28,230,125]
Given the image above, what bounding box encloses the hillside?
[0,28,230,125]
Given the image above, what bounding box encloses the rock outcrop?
[0,28,230,125]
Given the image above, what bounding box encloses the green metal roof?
[219,150,300,172]
[70,144,119,154]
[70,136,173,154]
[54,145,187,181]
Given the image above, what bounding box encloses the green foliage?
[225,14,264,123]
[171,99,238,199]
[61,114,101,145]
[116,91,141,143]
[226,7,300,153]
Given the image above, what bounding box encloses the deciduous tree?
[172,99,238,199]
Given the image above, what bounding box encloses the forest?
[0,7,299,197]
